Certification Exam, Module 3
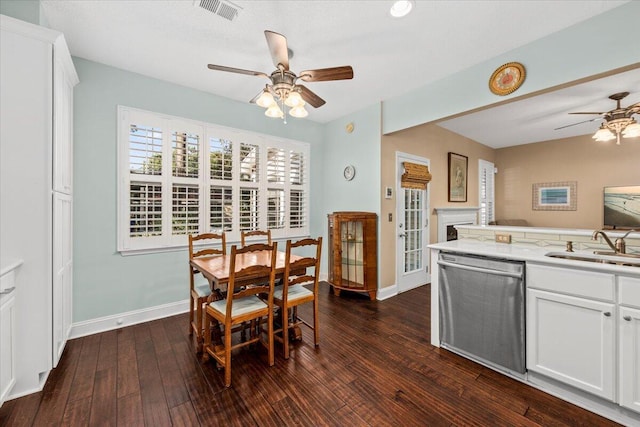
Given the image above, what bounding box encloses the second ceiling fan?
[207,30,354,120]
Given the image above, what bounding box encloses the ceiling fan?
[555,92,640,144]
[207,30,353,121]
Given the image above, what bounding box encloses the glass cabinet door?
[340,220,364,287]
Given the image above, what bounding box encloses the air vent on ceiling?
[196,0,241,21]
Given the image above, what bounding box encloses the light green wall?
[382,1,640,134]
[322,105,381,214]
[72,57,324,322]
[317,104,382,272]
[0,0,47,26]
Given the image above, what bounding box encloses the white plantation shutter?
[210,137,233,180]
[267,147,286,183]
[266,147,286,230]
[267,189,285,229]
[118,106,310,253]
[210,186,232,232]
[240,143,259,182]
[129,124,162,175]
[239,188,259,231]
[172,184,199,235]
[289,150,306,229]
[129,182,162,237]
[479,159,495,225]
[290,189,305,228]
[172,132,199,178]
[290,151,304,185]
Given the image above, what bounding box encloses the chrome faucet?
[592,229,639,254]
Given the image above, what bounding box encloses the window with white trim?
[118,106,310,253]
[478,159,495,226]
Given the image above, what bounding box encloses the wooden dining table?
[190,249,304,291]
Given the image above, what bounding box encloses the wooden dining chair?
[273,237,322,359]
[188,232,226,352]
[203,242,277,387]
[240,229,272,246]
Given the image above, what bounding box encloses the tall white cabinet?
[0,14,78,401]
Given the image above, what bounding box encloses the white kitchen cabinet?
[619,275,640,414]
[0,263,20,407]
[619,306,640,413]
[0,14,78,399]
[527,288,615,400]
[53,49,75,195]
[52,193,73,366]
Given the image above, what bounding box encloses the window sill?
[118,233,312,256]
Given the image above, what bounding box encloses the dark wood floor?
[0,282,621,426]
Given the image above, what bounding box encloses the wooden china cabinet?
[327,212,377,300]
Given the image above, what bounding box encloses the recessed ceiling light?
[390,0,414,18]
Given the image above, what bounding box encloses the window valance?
[401,162,432,189]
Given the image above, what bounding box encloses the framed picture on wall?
[532,181,577,211]
[448,152,468,202]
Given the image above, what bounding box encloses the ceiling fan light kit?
[577,92,640,145]
[622,122,640,138]
[265,103,284,119]
[284,91,303,108]
[289,104,309,118]
[255,89,275,108]
[207,30,353,123]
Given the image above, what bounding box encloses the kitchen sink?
[545,252,640,268]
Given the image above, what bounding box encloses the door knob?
[399,233,407,238]
[603,312,611,317]
[623,315,632,321]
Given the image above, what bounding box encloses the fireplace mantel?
[434,207,479,242]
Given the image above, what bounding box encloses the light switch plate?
[495,233,512,244]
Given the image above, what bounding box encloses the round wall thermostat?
[343,165,356,181]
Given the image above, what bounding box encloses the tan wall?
[495,135,640,229]
[380,124,496,289]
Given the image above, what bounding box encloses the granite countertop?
[429,239,640,276]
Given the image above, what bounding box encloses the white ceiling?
[40,0,635,147]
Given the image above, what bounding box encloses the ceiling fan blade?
[264,30,289,71]
[568,112,605,115]
[554,117,601,130]
[298,66,354,82]
[207,64,269,79]
[298,85,326,108]
[249,90,263,104]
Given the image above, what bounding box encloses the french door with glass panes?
[396,153,430,293]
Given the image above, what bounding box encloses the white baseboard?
[69,299,190,339]
[70,276,333,339]
[377,285,398,300]
[5,370,50,403]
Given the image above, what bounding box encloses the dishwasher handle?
[437,259,524,279]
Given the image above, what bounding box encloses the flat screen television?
[604,185,640,229]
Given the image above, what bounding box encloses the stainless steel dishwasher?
[438,252,526,375]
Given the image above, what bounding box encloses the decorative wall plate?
[489,62,526,96]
